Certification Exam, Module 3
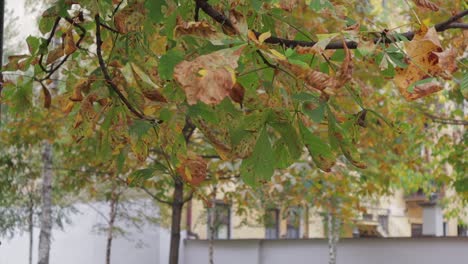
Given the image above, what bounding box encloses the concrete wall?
[184,237,468,264]
[0,202,170,264]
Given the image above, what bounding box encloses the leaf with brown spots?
[114,3,145,34]
[131,63,167,102]
[173,46,245,105]
[394,26,451,101]
[176,155,207,186]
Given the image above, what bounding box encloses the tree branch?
[38,16,86,82]
[422,112,468,126]
[195,0,468,49]
[94,15,161,124]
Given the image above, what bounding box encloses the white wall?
[0,202,170,264]
[184,237,468,264]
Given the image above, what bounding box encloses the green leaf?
[250,0,262,11]
[158,49,184,80]
[309,0,334,11]
[461,73,468,99]
[303,103,325,123]
[240,128,275,186]
[26,36,40,55]
[407,77,437,93]
[145,0,165,23]
[299,121,335,171]
[269,121,303,161]
[292,92,320,103]
[129,120,152,139]
[128,168,156,187]
[387,51,408,68]
[188,102,219,123]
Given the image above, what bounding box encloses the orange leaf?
[394,26,447,100]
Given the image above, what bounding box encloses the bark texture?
[38,142,53,264]
[168,181,184,264]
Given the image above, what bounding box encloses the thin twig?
[94,14,161,124]
[422,112,468,126]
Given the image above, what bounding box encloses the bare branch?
[194,0,468,49]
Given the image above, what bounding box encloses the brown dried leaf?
[412,0,439,11]
[175,20,224,44]
[229,82,245,105]
[46,47,64,65]
[222,9,248,36]
[41,85,51,109]
[174,46,245,105]
[63,30,77,55]
[413,82,443,97]
[336,40,353,87]
[69,79,89,102]
[278,60,339,91]
[434,47,458,78]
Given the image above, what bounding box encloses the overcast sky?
[6,0,39,51]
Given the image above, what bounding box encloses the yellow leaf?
[258,31,271,44]
[268,49,286,60]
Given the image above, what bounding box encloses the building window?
[265,209,279,239]
[286,207,300,239]
[363,213,373,221]
[207,202,231,239]
[457,225,467,236]
[378,215,389,233]
[411,223,423,237]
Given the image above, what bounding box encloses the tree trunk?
[327,211,336,264]
[105,186,119,264]
[38,141,53,264]
[0,0,5,127]
[208,185,217,264]
[28,194,34,264]
[168,181,184,264]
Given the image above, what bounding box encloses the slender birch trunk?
[28,194,34,264]
[38,141,53,264]
[327,211,336,264]
[105,185,119,264]
[208,185,217,264]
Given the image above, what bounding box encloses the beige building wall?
[187,185,468,239]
